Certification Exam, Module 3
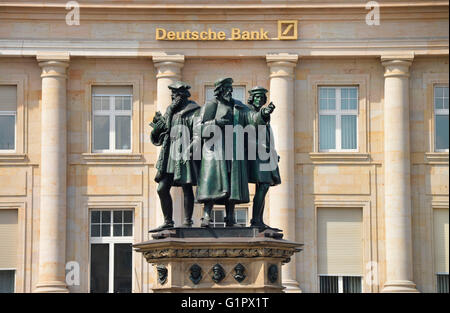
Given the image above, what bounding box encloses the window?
[318,86,358,151]
[0,270,15,293]
[90,210,134,293]
[433,208,449,293]
[205,85,246,103]
[0,209,18,293]
[317,207,363,293]
[209,207,248,227]
[437,274,449,293]
[92,86,132,153]
[319,275,361,293]
[0,85,17,152]
[434,86,449,151]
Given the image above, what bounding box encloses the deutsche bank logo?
[278,20,298,40]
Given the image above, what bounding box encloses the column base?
[34,281,69,293]
[282,279,302,293]
[381,280,419,293]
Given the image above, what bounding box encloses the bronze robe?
[247,105,281,186]
[151,101,200,186]
[196,98,267,204]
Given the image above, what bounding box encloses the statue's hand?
[263,102,275,116]
[150,111,163,128]
[155,119,166,131]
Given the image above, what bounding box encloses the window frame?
[89,209,134,293]
[436,273,449,293]
[433,84,449,152]
[431,204,449,293]
[82,75,144,161]
[0,111,16,153]
[423,74,449,162]
[318,274,362,293]
[91,93,133,154]
[313,201,374,293]
[0,204,25,293]
[0,269,16,293]
[318,86,359,152]
[0,77,27,160]
[308,74,369,162]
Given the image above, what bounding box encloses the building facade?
[0,0,448,293]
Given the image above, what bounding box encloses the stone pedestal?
[134,228,302,293]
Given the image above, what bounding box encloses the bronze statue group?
[150,77,281,231]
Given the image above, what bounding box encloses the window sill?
[425,152,449,164]
[308,152,370,164]
[0,153,27,162]
[81,153,143,162]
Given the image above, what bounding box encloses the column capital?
[381,54,414,78]
[266,53,298,78]
[37,52,70,79]
[153,54,185,79]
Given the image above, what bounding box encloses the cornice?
[0,1,448,10]
[1,39,447,59]
[136,242,303,264]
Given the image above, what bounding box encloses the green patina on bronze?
[150,81,200,230]
[195,78,274,227]
[149,78,279,231]
[247,86,281,229]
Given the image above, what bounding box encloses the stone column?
[381,55,418,293]
[35,53,70,293]
[152,55,185,226]
[266,53,301,292]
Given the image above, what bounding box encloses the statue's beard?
[218,90,233,103]
[173,95,187,108]
[222,95,232,103]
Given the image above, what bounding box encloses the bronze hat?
[214,77,233,89]
[168,81,191,91]
[248,86,268,95]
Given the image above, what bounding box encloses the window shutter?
[0,85,17,111]
[0,210,18,269]
[317,208,363,275]
[434,208,449,273]
[92,86,132,96]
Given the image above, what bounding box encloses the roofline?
[0,1,448,10]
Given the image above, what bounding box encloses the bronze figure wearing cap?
[247,86,281,230]
[195,77,275,227]
[149,81,201,230]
